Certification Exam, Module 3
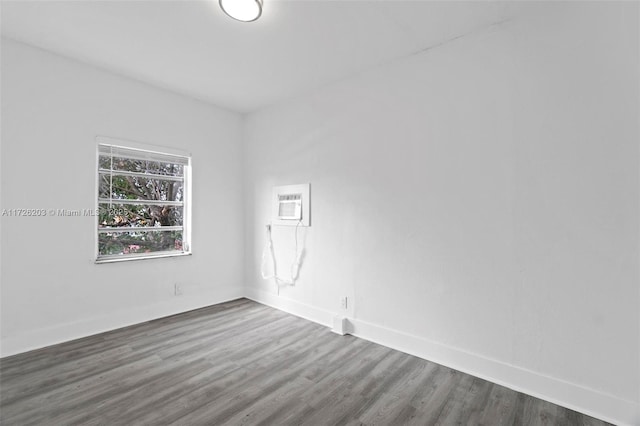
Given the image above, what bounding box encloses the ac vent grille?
[278,194,301,201]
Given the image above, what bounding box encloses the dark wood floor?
[1,298,609,426]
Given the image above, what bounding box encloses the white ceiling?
[1,0,518,113]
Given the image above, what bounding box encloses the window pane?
[98,230,183,256]
[98,203,183,228]
[98,174,184,202]
[99,155,184,177]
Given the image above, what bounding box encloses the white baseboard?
[244,288,335,328]
[349,318,639,426]
[243,289,639,426]
[0,287,244,358]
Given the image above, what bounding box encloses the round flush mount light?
[219,0,263,22]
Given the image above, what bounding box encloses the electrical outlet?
[174,283,183,296]
[340,296,348,310]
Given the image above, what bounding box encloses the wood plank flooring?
[0,298,610,425]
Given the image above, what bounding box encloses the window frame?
[94,136,192,264]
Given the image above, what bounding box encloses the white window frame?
[95,136,192,263]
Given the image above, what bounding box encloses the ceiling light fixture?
[219,0,263,22]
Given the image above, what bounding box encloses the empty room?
[0,0,638,425]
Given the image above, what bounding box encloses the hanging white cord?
[260,224,276,281]
[290,220,302,280]
[260,221,304,294]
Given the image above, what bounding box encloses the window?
[96,139,191,262]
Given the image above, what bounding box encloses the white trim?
[96,135,191,158]
[244,288,333,327]
[94,143,101,261]
[95,251,191,264]
[349,318,640,426]
[0,288,243,358]
[183,161,192,252]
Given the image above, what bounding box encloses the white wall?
[244,3,639,425]
[0,38,244,356]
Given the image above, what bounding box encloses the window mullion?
[109,145,113,211]
[98,169,184,182]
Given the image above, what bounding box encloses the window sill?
[95,252,192,264]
